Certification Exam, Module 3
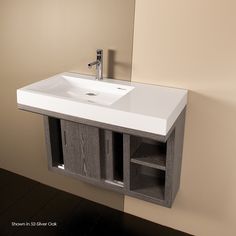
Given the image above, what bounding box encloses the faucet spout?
[88,49,103,80]
[88,60,99,68]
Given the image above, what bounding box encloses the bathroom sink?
[17,72,187,136]
[18,74,134,106]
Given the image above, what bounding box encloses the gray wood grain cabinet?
[42,107,186,208]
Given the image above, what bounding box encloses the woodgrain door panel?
[61,120,101,179]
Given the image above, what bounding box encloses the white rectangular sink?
[17,72,187,136]
[20,74,134,106]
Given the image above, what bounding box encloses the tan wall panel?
[0,0,135,210]
[126,0,236,235]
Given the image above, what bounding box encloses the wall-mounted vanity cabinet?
[17,72,187,208]
[43,108,185,207]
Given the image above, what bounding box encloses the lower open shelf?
[130,163,165,200]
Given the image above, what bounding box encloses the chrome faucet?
[88,49,103,80]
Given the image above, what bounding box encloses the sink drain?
[117,87,126,90]
[86,92,97,96]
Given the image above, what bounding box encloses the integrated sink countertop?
[17,72,187,136]
[27,74,134,106]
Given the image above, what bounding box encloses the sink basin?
[20,74,134,106]
[17,72,187,136]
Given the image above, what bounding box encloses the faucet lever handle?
[96,49,103,61]
[96,49,103,55]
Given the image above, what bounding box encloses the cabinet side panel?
[165,129,175,207]
[165,108,186,207]
[171,108,186,202]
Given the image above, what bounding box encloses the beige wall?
[125,0,236,235]
[0,0,135,211]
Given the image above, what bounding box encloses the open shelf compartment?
[130,163,165,200]
[113,132,124,183]
[47,117,64,168]
[130,136,167,170]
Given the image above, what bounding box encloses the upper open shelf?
[130,136,167,171]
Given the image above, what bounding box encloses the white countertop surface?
[17,72,187,136]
